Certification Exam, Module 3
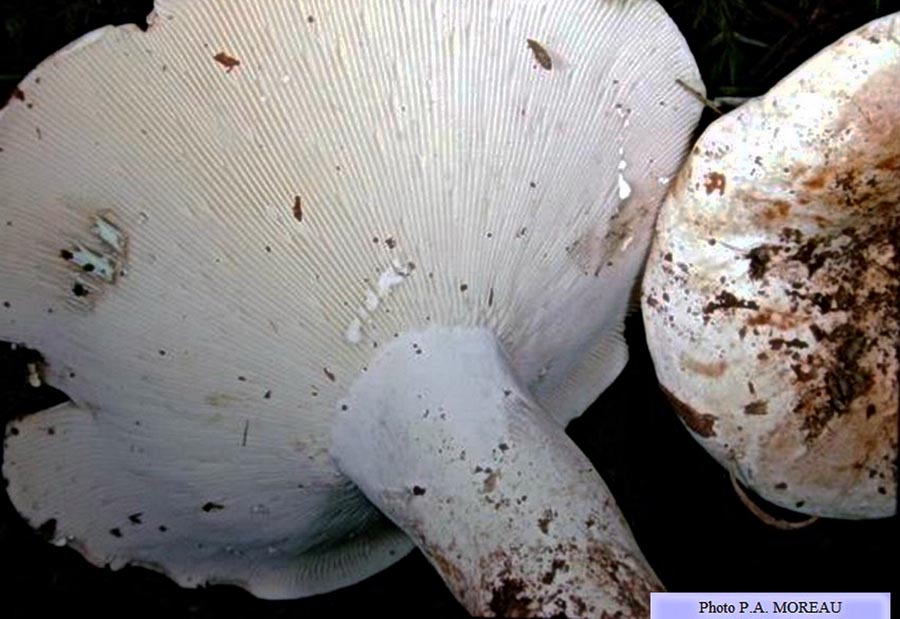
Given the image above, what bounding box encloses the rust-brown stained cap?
[643,12,899,519]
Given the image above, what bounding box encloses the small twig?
[809,0,824,23]
[675,78,723,116]
[711,96,752,109]
[730,473,820,530]
[888,15,899,46]
[733,32,770,49]
[760,1,800,28]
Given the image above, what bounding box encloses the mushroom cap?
[1,0,702,597]
[642,13,899,519]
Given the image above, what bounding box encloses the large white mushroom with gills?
[642,13,898,521]
[0,0,704,616]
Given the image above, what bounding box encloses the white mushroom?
[0,1,703,616]
[642,13,899,520]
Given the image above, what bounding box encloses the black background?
[1,1,898,617]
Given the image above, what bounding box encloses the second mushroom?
[642,13,899,521]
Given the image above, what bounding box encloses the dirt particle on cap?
[292,195,303,222]
[412,485,426,496]
[704,172,726,195]
[537,508,555,534]
[541,558,567,585]
[489,577,533,617]
[201,501,224,512]
[744,400,768,416]
[704,291,760,315]
[747,245,778,280]
[482,470,499,493]
[526,39,552,70]
[213,52,240,72]
[323,368,336,382]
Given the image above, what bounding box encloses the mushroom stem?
[332,327,660,618]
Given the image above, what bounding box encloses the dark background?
[1,1,898,617]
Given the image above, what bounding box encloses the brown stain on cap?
[660,385,718,437]
[682,356,728,378]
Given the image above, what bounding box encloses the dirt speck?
[482,470,499,493]
[526,39,552,70]
[704,172,726,195]
[744,400,768,416]
[703,291,760,316]
[537,508,555,534]
[213,52,240,72]
[747,245,778,280]
[489,577,533,617]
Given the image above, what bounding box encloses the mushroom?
[0,0,703,616]
[642,12,899,520]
